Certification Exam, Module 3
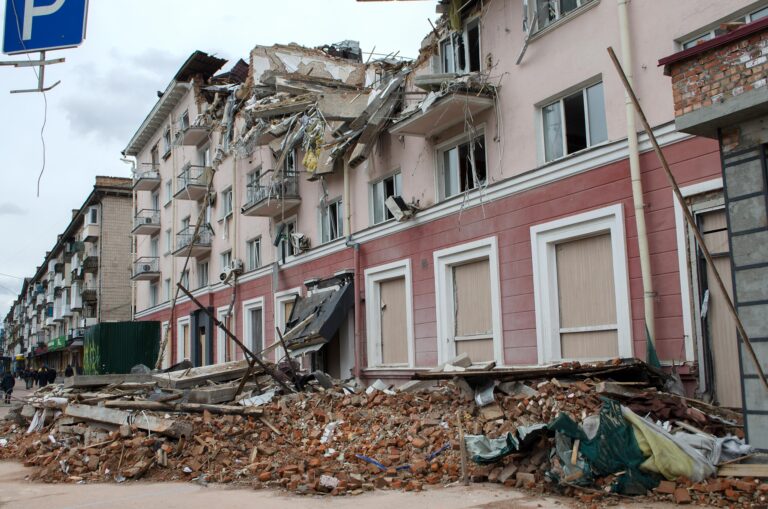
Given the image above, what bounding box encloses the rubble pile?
[0,357,765,507]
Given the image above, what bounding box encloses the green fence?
[83,321,160,375]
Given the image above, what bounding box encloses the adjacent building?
[659,13,768,447]
[2,177,133,372]
[125,0,767,404]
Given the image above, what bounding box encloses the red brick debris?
[0,363,763,508]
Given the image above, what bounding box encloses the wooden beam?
[717,463,768,478]
[64,374,155,388]
[103,400,263,416]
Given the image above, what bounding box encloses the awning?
[283,276,354,352]
[68,339,84,349]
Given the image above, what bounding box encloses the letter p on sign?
[3,0,88,55]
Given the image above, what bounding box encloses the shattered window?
[542,81,606,163]
[179,110,190,132]
[535,0,593,30]
[163,279,170,300]
[221,187,233,218]
[440,21,481,74]
[277,220,298,257]
[162,127,172,156]
[440,38,455,73]
[372,172,402,225]
[321,200,343,243]
[441,135,486,199]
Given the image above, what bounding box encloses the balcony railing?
[132,256,161,280]
[82,283,98,303]
[132,209,161,234]
[174,163,210,201]
[241,169,301,218]
[83,248,99,273]
[133,167,161,191]
[174,225,213,258]
[177,117,212,146]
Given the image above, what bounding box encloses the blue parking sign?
[3,0,88,55]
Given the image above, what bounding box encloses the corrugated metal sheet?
[84,322,160,375]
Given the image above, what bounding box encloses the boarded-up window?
[379,277,408,365]
[556,233,619,359]
[453,258,494,362]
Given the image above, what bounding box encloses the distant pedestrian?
[24,370,33,389]
[47,367,56,385]
[1,371,15,404]
[64,365,74,378]
[37,368,47,388]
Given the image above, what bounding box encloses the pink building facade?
[126,0,766,403]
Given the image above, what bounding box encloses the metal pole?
[176,283,293,394]
[607,46,768,391]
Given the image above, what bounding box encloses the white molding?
[273,287,302,361]
[433,237,503,365]
[241,297,265,354]
[175,315,191,362]
[215,305,230,364]
[674,178,724,368]
[530,203,631,364]
[133,122,689,320]
[364,259,415,369]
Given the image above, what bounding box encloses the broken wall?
[250,44,366,87]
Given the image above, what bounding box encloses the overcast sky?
[0,0,438,320]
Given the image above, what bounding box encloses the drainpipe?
[121,157,137,321]
[617,0,655,345]
[343,161,363,381]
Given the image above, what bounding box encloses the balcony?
[133,167,161,191]
[70,284,83,311]
[83,249,99,273]
[389,91,494,138]
[61,304,72,318]
[69,327,86,340]
[82,284,98,303]
[177,119,211,146]
[174,163,210,201]
[45,291,54,304]
[132,209,161,235]
[35,293,44,307]
[53,305,64,322]
[80,317,97,328]
[173,225,213,258]
[241,169,301,218]
[45,316,54,327]
[53,273,64,289]
[83,223,99,242]
[132,257,161,281]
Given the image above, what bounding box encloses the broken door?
[555,233,619,359]
[698,208,742,408]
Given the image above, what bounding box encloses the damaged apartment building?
[125,0,768,413]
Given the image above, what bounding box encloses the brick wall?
[670,30,768,117]
[99,195,133,321]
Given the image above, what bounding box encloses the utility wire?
[10,0,49,197]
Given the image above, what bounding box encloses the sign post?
[1,0,89,93]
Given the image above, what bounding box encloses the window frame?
[220,250,232,272]
[164,229,172,256]
[176,316,191,362]
[221,187,234,219]
[163,278,171,301]
[246,236,262,271]
[319,198,344,244]
[197,261,209,289]
[540,80,607,163]
[364,259,415,369]
[149,281,158,308]
[438,17,481,74]
[433,237,503,365]
[164,181,173,207]
[530,203,632,364]
[273,287,302,363]
[370,171,403,225]
[436,129,488,201]
[162,127,172,158]
[532,0,597,34]
[276,216,299,259]
[241,297,265,355]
